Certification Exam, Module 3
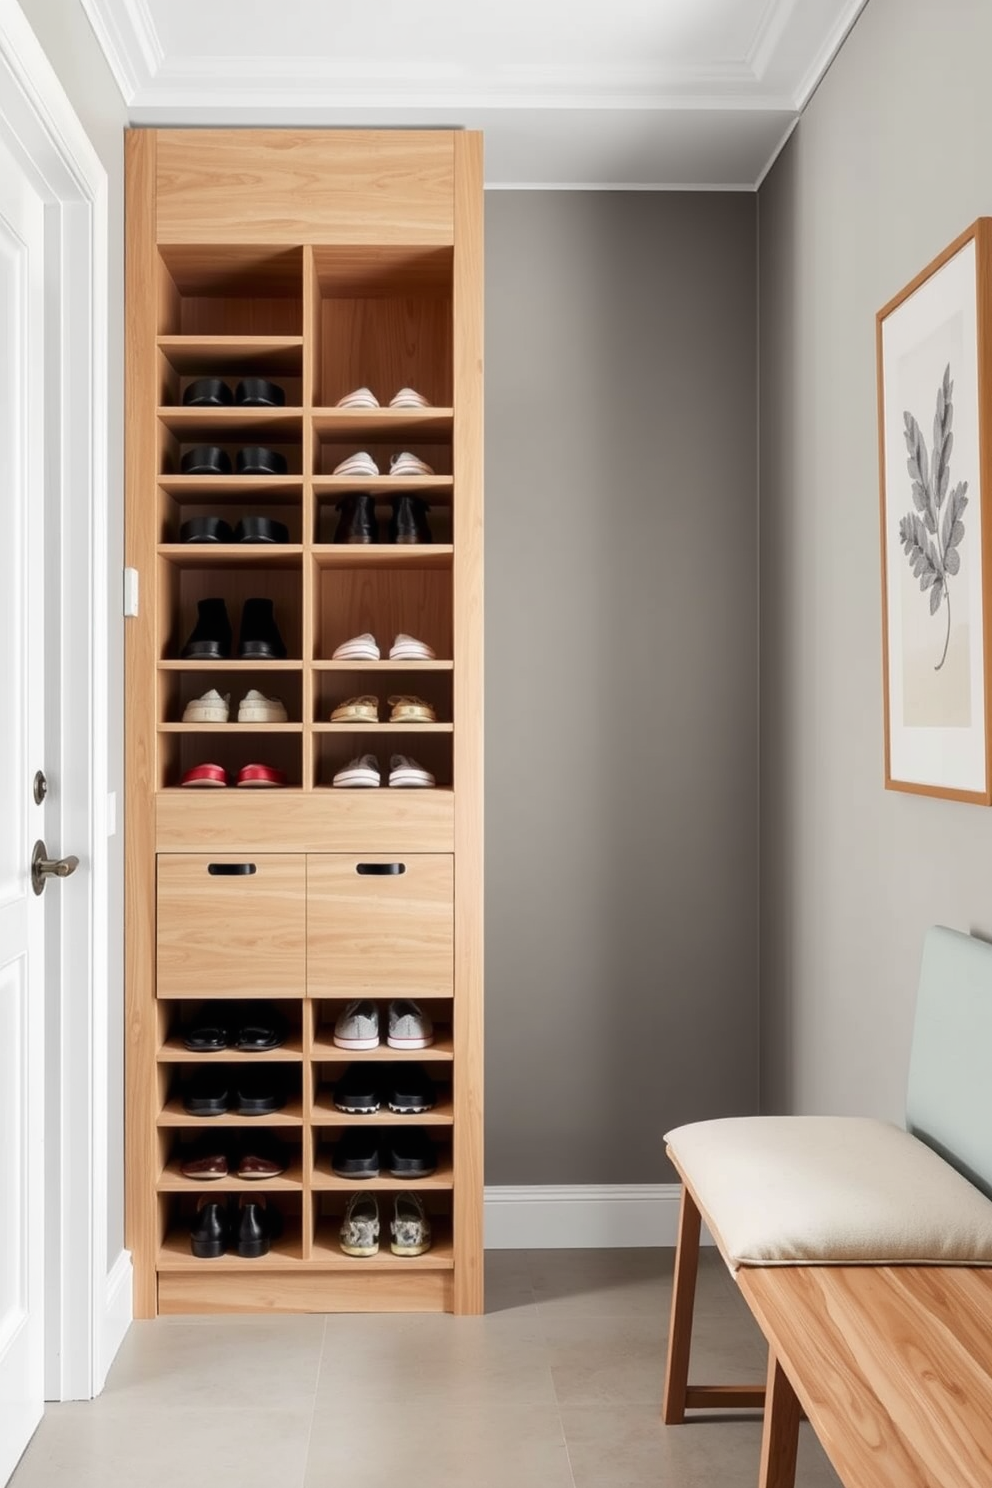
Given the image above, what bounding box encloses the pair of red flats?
[180,762,286,788]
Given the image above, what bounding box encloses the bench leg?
[758,1349,801,1488]
[663,1184,702,1424]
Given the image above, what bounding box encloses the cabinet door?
[307,854,453,998]
[157,854,306,999]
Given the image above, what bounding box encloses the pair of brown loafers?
[180,1141,287,1181]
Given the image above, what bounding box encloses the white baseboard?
[484,1184,715,1249]
[96,1250,132,1389]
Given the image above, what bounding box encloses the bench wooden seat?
[662,926,992,1487]
[740,1265,992,1488]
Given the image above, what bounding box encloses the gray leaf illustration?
[941,480,969,555]
[931,364,954,510]
[899,365,964,671]
[904,411,932,520]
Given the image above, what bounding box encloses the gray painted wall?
[485,192,759,1182]
[759,0,992,1118]
[16,0,127,1267]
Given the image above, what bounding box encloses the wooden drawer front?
[157,854,306,999]
[307,855,453,999]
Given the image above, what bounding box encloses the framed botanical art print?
[878,219,992,802]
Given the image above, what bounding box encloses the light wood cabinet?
[125,129,483,1317]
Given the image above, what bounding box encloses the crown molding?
[78,0,162,103]
[746,0,799,81]
[791,0,868,108]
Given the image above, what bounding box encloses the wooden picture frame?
[878,218,992,803]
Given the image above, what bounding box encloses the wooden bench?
[662,926,992,1488]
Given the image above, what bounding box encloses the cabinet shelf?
[159,723,303,734]
[158,1097,305,1127]
[312,408,453,440]
[158,1036,304,1063]
[311,1031,454,1062]
[312,722,452,734]
[157,1159,304,1192]
[312,545,453,570]
[157,335,304,375]
[157,407,304,439]
[311,1092,454,1126]
[158,659,304,672]
[313,476,452,498]
[311,1157,453,1192]
[311,660,453,672]
[156,543,303,568]
[158,476,301,502]
[156,1222,453,1272]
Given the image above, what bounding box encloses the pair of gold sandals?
[329,695,436,725]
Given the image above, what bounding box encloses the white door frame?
[0,0,115,1402]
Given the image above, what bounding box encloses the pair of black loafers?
[179,515,289,545]
[180,596,286,661]
[190,1195,282,1259]
[183,1001,288,1053]
[333,493,432,544]
[182,1068,287,1117]
[183,376,285,408]
[181,445,288,477]
[330,1126,437,1179]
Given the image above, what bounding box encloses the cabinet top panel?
[150,129,457,246]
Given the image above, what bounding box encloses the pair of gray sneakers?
[333,999,433,1051]
[339,1192,432,1257]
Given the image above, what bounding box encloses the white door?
[0,131,47,1480]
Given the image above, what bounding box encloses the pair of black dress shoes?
[182,1067,287,1117]
[179,515,289,545]
[183,1002,287,1053]
[331,1126,437,1179]
[190,1194,282,1259]
[333,494,432,545]
[183,376,285,408]
[180,596,286,660]
[180,445,288,477]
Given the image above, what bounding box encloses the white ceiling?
[80,0,867,187]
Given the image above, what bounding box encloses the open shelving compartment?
[127,128,481,1318]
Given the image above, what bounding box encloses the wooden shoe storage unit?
[125,130,483,1316]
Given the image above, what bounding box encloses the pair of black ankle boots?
[334,494,432,545]
[180,596,285,660]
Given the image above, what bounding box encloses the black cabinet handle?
[356,863,406,876]
[207,863,257,876]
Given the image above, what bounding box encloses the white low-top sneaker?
[387,999,434,1049]
[182,689,230,723]
[388,754,435,788]
[389,387,429,409]
[333,450,379,478]
[389,451,434,477]
[336,387,379,410]
[389,633,436,661]
[332,632,381,661]
[237,689,288,723]
[333,753,381,788]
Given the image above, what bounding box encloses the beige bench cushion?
[665,1116,992,1270]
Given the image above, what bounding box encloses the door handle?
[356,863,406,876]
[31,840,79,896]
[207,863,257,876]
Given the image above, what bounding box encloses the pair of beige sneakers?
[182,689,287,723]
[329,695,436,725]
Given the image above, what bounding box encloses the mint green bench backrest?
[907,925,992,1198]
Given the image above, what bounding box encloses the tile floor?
[11,1248,842,1488]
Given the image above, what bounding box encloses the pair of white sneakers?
[182,689,287,724]
[332,451,434,479]
[336,386,429,411]
[331,632,436,662]
[333,754,435,789]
